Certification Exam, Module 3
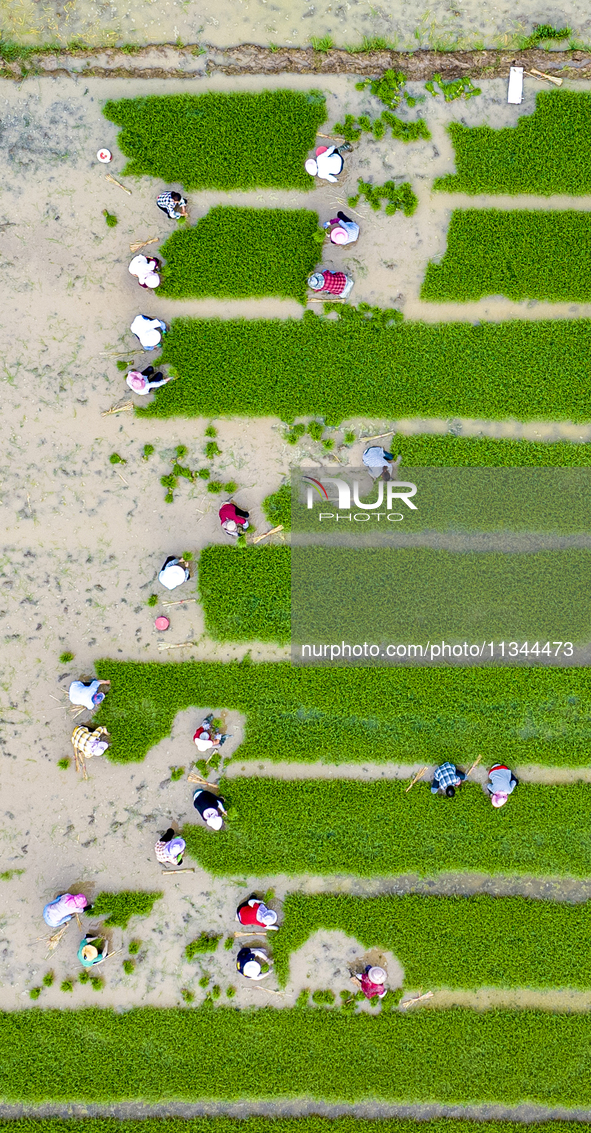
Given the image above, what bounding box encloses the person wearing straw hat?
[128,254,161,290]
[305,143,352,183]
[236,946,272,980]
[193,787,227,830]
[78,935,109,967]
[219,501,250,538]
[193,713,229,752]
[430,761,466,798]
[308,270,354,299]
[71,724,110,761]
[126,366,173,395]
[158,555,190,591]
[130,314,167,351]
[323,211,360,246]
[43,892,91,928]
[236,896,278,928]
[352,964,388,1000]
[486,764,518,808]
[155,828,186,866]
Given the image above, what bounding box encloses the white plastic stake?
[508,67,524,104]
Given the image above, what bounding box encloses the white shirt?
[363,446,390,471]
[129,255,153,284]
[130,315,162,349]
[316,147,343,183]
[333,219,359,244]
[68,680,102,709]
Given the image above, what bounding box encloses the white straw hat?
[144,272,160,288]
[305,159,318,175]
[159,564,186,590]
[368,966,387,983]
[261,908,278,926]
[492,793,508,808]
[206,814,223,830]
[243,960,261,977]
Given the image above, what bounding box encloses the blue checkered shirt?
[432,762,460,792]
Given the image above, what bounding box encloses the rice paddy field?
[4,52,591,1133]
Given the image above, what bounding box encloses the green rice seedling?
[198,468,210,480]
[186,933,222,960]
[334,109,430,144]
[205,441,221,459]
[103,210,118,227]
[42,972,54,988]
[135,308,591,423]
[59,651,74,663]
[117,360,132,372]
[91,891,163,929]
[164,491,174,504]
[60,980,73,992]
[182,551,194,561]
[57,758,70,770]
[142,444,155,459]
[158,207,319,303]
[180,988,194,1003]
[226,985,236,997]
[29,988,41,1000]
[343,431,356,444]
[274,892,591,989]
[211,985,221,999]
[207,481,223,493]
[434,90,591,195]
[295,989,310,1007]
[103,91,326,191]
[109,453,126,465]
[205,425,217,437]
[312,989,335,1006]
[421,210,591,302]
[176,444,188,459]
[310,35,333,51]
[78,970,91,985]
[170,766,185,781]
[520,22,571,46]
[425,74,481,100]
[198,546,290,643]
[307,421,324,441]
[224,481,237,493]
[322,439,334,450]
[353,179,418,216]
[123,960,135,975]
[0,869,24,881]
[198,975,210,988]
[95,656,591,768]
[224,936,234,950]
[91,977,103,991]
[129,940,141,954]
[285,423,307,444]
[262,483,291,530]
[147,595,159,607]
[183,779,591,879]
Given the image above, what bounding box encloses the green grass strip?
[274,892,591,988]
[199,545,291,644]
[5,1124,591,1133]
[434,90,591,195]
[102,91,326,191]
[139,309,591,422]
[201,545,591,644]
[422,210,591,303]
[4,1007,591,1102]
[183,779,591,878]
[158,207,319,303]
[95,659,591,766]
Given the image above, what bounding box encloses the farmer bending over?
[431,762,466,798]
[486,764,518,808]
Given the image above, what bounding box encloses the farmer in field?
[128,254,161,289]
[157,190,188,219]
[486,764,518,808]
[68,678,111,711]
[130,314,167,351]
[43,892,91,927]
[155,829,186,866]
[236,946,272,980]
[430,762,466,798]
[351,964,388,1000]
[78,935,109,967]
[323,211,360,245]
[219,501,250,537]
[305,143,352,183]
[193,713,228,752]
[193,787,227,830]
[126,366,173,395]
[71,724,110,760]
[308,270,354,299]
[236,896,278,928]
[158,555,190,590]
[362,447,402,481]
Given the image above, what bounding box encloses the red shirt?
[219,503,248,527]
[238,901,265,926]
[320,271,348,296]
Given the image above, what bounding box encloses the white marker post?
[508,66,524,104]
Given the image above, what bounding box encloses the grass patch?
[434,90,591,196]
[138,308,591,422]
[158,207,319,303]
[274,892,591,988]
[198,545,290,644]
[95,658,591,767]
[422,210,591,302]
[91,891,162,929]
[4,1012,591,1102]
[103,91,326,191]
[183,779,591,878]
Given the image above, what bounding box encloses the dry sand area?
[2,70,591,1015]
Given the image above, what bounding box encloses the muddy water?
[3,0,591,53]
